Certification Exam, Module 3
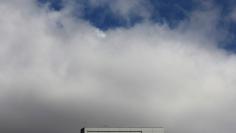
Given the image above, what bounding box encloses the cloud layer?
[1,1,236,133]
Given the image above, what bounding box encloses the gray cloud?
[0,1,236,133]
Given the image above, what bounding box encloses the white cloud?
[0,1,236,133]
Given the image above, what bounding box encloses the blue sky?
[37,0,196,29]
[37,0,236,52]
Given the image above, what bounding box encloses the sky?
[1,0,236,133]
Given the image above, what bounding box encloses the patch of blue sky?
[37,0,196,30]
[213,0,236,52]
[37,0,236,52]
[81,5,143,31]
[218,21,236,53]
[37,0,64,11]
[149,0,197,28]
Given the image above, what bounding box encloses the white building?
[81,128,164,133]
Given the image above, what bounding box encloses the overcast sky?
[1,0,236,133]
